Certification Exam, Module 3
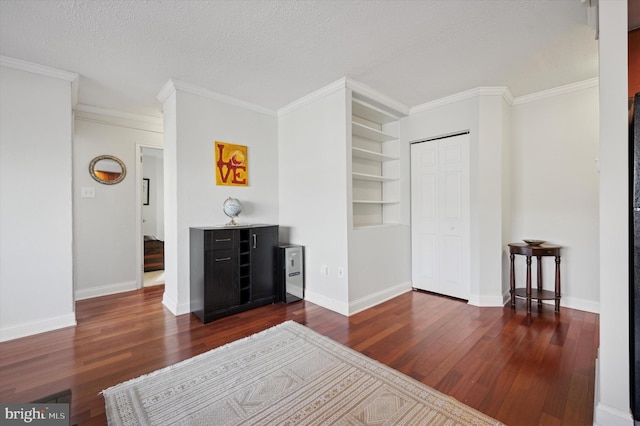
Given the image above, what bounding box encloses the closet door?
[411,133,470,300]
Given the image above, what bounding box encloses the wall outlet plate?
[81,187,95,198]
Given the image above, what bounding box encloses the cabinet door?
[250,226,278,302]
[204,248,239,310]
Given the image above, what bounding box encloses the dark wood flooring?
[0,286,598,425]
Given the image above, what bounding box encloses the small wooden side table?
[508,243,562,313]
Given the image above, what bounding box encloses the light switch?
[81,187,95,198]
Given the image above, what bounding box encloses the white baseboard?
[75,280,137,300]
[162,292,191,316]
[304,282,412,317]
[593,350,634,425]
[468,292,506,307]
[498,290,599,313]
[348,282,412,315]
[594,402,634,426]
[304,289,349,316]
[558,295,599,314]
[0,312,76,342]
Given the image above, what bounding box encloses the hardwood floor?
[0,286,598,425]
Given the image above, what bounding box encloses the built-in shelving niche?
[351,97,400,228]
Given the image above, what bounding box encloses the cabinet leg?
[526,256,532,313]
[537,255,543,309]
[555,255,561,313]
[510,253,515,309]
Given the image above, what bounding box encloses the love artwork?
[215,141,248,186]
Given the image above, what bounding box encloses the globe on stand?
[223,197,243,226]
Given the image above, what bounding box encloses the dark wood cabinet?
[204,248,239,310]
[250,226,278,302]
[190,225,279,323]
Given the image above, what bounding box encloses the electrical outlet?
[81,187,95,198]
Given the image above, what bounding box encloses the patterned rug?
[103,321,504,425]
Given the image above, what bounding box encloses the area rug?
[103,320,503,425]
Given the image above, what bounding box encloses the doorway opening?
[137,145,165,288]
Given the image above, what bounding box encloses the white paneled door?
[411,133,470,300]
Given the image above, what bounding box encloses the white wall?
[477,94,511,304]
[510,83,600,313]
[405,85,600,313]
[406,91,509,307]
[278,88,350,314]
[595,0,632,424]
[279,81,412,315]
[500,95,513,300]
[73,116,163,300]
[348,226,411,312]
[0,63,76,341]
[159,81,279,315]
[347,89,412,313]
[161,90,179,313]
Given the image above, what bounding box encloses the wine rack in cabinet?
[351,97,400,228]
[190,225,279,324]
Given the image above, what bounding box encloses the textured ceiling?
[0,0,598,117]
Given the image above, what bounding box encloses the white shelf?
[351,95,401,229]
[352,199,399,204]
[352,98,399,124]
[352,147,398,162]
[352,172,398,182]
[352,122,396,143]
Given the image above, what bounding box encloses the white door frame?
[410,131,470,300]
[135,144,164,289]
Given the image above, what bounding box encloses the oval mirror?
[89,155,126,185]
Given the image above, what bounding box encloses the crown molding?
[511,78,599,105]
[476,86,514,104]
[156,79,176,104]
[278,77,410,118]
[0,55,78,82]
[156,79,276,117]
[409,78,599,114]
[410,86,513,115]
[278,78,348,116]
[74,104,163,133]
[74,104,162,124]
[1,55,80,106]
[346,78,409,117]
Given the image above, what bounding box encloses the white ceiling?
[0,0,599,118]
